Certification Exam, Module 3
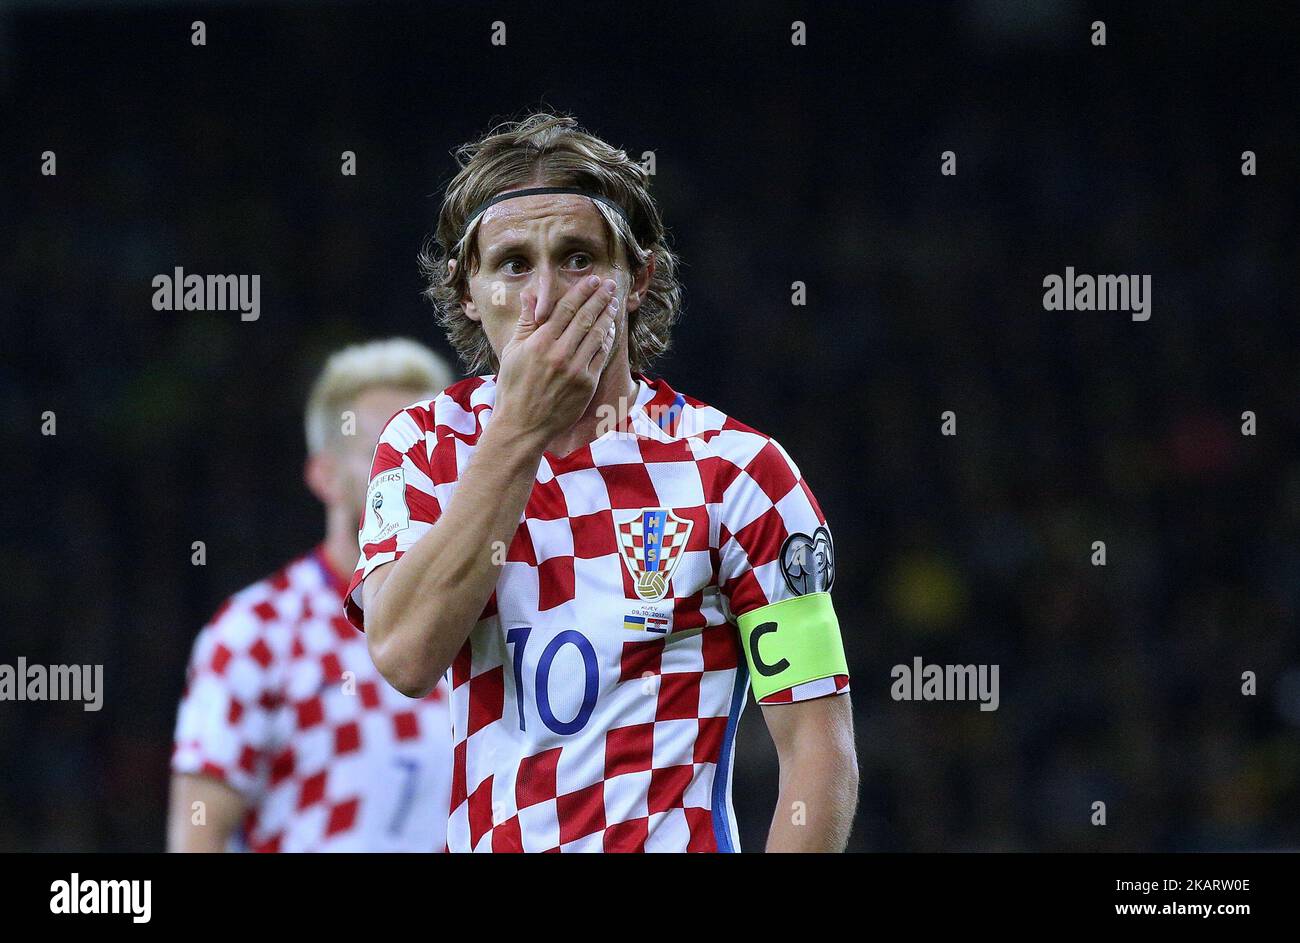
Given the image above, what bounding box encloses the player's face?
[336,386,425,524]
[460,192,638,356]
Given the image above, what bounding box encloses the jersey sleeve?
[715,433,850,705]
[171,601,279,798]
[344,404,441,630]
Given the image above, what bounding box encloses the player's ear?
[626,250,655,313]
[304,451,341,506]
[449,257,482,323]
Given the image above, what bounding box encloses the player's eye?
[564,252,593,270]
[502,258,529,275]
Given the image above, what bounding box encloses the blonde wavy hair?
[418,111,683,374]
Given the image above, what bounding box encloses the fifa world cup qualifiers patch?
[362,469,410,544]
[780,526,835,596]
[738,592,848,702]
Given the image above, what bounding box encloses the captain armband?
[736,592,848,701]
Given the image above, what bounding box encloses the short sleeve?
[344,404,441,630]
[716,434,849,704]
[171,603,279,797]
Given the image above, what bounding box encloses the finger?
[556,279,617,360]
[513,292,537,338]
[539,275,607,339]
[577,302,617,372]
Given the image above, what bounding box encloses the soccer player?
[347,113,858,852]
[169,339,456,852]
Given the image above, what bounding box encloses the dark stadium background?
[2,0,1297,852]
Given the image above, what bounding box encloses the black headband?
[459,187,632,244]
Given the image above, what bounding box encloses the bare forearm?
[167,775,243,852]
[368,418,546,695]
[765,744,858,852]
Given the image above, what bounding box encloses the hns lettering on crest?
[617,508,693,602]
[362,469,410,544]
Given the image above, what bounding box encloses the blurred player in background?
[347,113,859,852]
[168,339,456,852]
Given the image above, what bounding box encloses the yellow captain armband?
[736,592,847,701]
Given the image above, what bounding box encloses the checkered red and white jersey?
[173,547,452,852]
[346,373,849,853]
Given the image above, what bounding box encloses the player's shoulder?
[379,374,494,441]
[201,551,324,641]
[654,378,799,473]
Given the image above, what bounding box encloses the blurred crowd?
[1,1,1296,851]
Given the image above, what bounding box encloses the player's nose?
[527,263,576,320]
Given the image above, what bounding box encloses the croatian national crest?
[616,508,694,602]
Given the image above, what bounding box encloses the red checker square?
[320,652,343,681]
[296,697,324,730]
[537,556,576,611]
[636,438,692,464]
[297,770,327,810]
[237,745,258,775]
[701,454,744,502]
[370,442,404,475]
[694,716,729,764]
[516,747,561,809]
[723,569,766,617]
[656,671,702,721]
[603,817,649,853]
[491,815,524,853]
[392,711,420,741]
[733,505,788,569]
[525,476,569,521]
[597,462,658,509]
[685,806,717,852]
[334,721,361,754]
[648,764,693,814]
[699,622,741,670]
[325,797,359,836]
[252,601,278,624]
[557,781,606,845]
[251,833,282,853]
[227,699,244,725]
[570,510,617,558]
[506,524,537,566]
[619,638,664,682]
[747,441,799,502]
[358,681,381,709]
[450,740,467,811]
[467,666,504,735]
[211,644,232,674]
[467,775,496,849]
[451,641,473,690]
[604,723,654,778]
[407,486,441,526]
[672,592,708,633]
[269,750,295,787]
[429,435,460,485]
